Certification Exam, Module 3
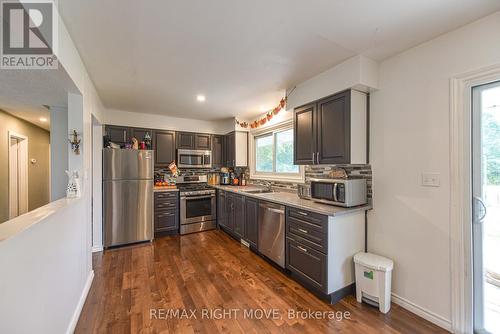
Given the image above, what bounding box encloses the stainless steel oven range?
[177,175,216,234]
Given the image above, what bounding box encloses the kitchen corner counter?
[210,185,372,217]
[153,187,179,192]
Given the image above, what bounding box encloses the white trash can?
[354,252,394,314]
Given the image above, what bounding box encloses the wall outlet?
[422,173,440,187]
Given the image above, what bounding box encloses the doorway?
[8,132,28,219]
[472,80,500,334]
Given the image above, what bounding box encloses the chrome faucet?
[261,181,273,191]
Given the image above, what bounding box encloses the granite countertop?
[210,185,372,217]
[153,187,179,192]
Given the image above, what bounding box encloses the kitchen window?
[250,121,304,182]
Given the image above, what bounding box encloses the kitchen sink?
[244,189,276,194]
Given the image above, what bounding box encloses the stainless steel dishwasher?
[258,202,285,268]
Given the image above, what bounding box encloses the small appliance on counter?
[208,172,220,185]
[297,184,311,200]
[309,178,367,207]
[220,172,230,185]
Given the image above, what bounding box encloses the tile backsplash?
[248,164,372,198]
[155,164,373,198]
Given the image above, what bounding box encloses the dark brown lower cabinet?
[226,192,235,231]
[244,198,258,248]
[286,235,327,292]
[217,191,227,228]
[217,193,365,305]
[154,192,179,234]
[233,194,245,238]
[218,190,256,247]
[285,207,328,293]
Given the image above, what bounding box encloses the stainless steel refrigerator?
[103,148,153,247]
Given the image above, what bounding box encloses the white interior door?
[8,132,28,219]
[472,81,500,334]
[9,137,19,218]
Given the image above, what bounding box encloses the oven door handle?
[181,194,216,200]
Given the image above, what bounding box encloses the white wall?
[104,108,235,134]
[0,3,106,333]
[369,11,500,330]
[286,55,379,110]
[0,199,91,334]
[50,106,68,201]
[91,116,103,252]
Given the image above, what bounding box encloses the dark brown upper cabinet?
[154,130,176,166]
[195,134,211,150]
[294,103,316,165]
[176,132,195,149]
[293,89,367,165]
[225,131,248,167]
[317,91,351,164]
[104,125,131,145]
[212,135,224,168]
[176,132,211,150]
[130,127,153,143]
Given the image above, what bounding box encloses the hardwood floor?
[76,230,448,334]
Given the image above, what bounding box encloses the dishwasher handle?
[266,208,284,214]
[259,203,285,214]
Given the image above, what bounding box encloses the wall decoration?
[69,130,81,155]
[65,170,81,198]
[236,87,296,129]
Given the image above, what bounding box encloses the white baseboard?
[66,270,94,334]
[92,245,103,253]
[391,293,452,332]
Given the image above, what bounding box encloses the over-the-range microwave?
[177,149,212,168]
[309,178,367,207]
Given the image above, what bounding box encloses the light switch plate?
[422,173,440,187]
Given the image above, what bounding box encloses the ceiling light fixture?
[196,95,206,102]
[39,117,47,122]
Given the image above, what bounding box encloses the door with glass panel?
[472,81,500,334]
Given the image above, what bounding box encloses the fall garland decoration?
[236,97,287,129]
[235,87,296,129]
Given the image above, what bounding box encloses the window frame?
[249,120,305,183]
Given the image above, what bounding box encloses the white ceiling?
[58,0,500,121]
[0,67,77,130]
[2,107,51,131]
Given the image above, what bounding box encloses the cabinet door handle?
[312,152,315,164]
[298,228,308,234]
[316,152,320,164]
[297,245,308,253]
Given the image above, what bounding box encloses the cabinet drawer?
[155,201,177,211]
[287,217,327,253]
[154,192,178,199]
[287,208,327,233]
[155,210,178,231]
[286,236,327,292]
